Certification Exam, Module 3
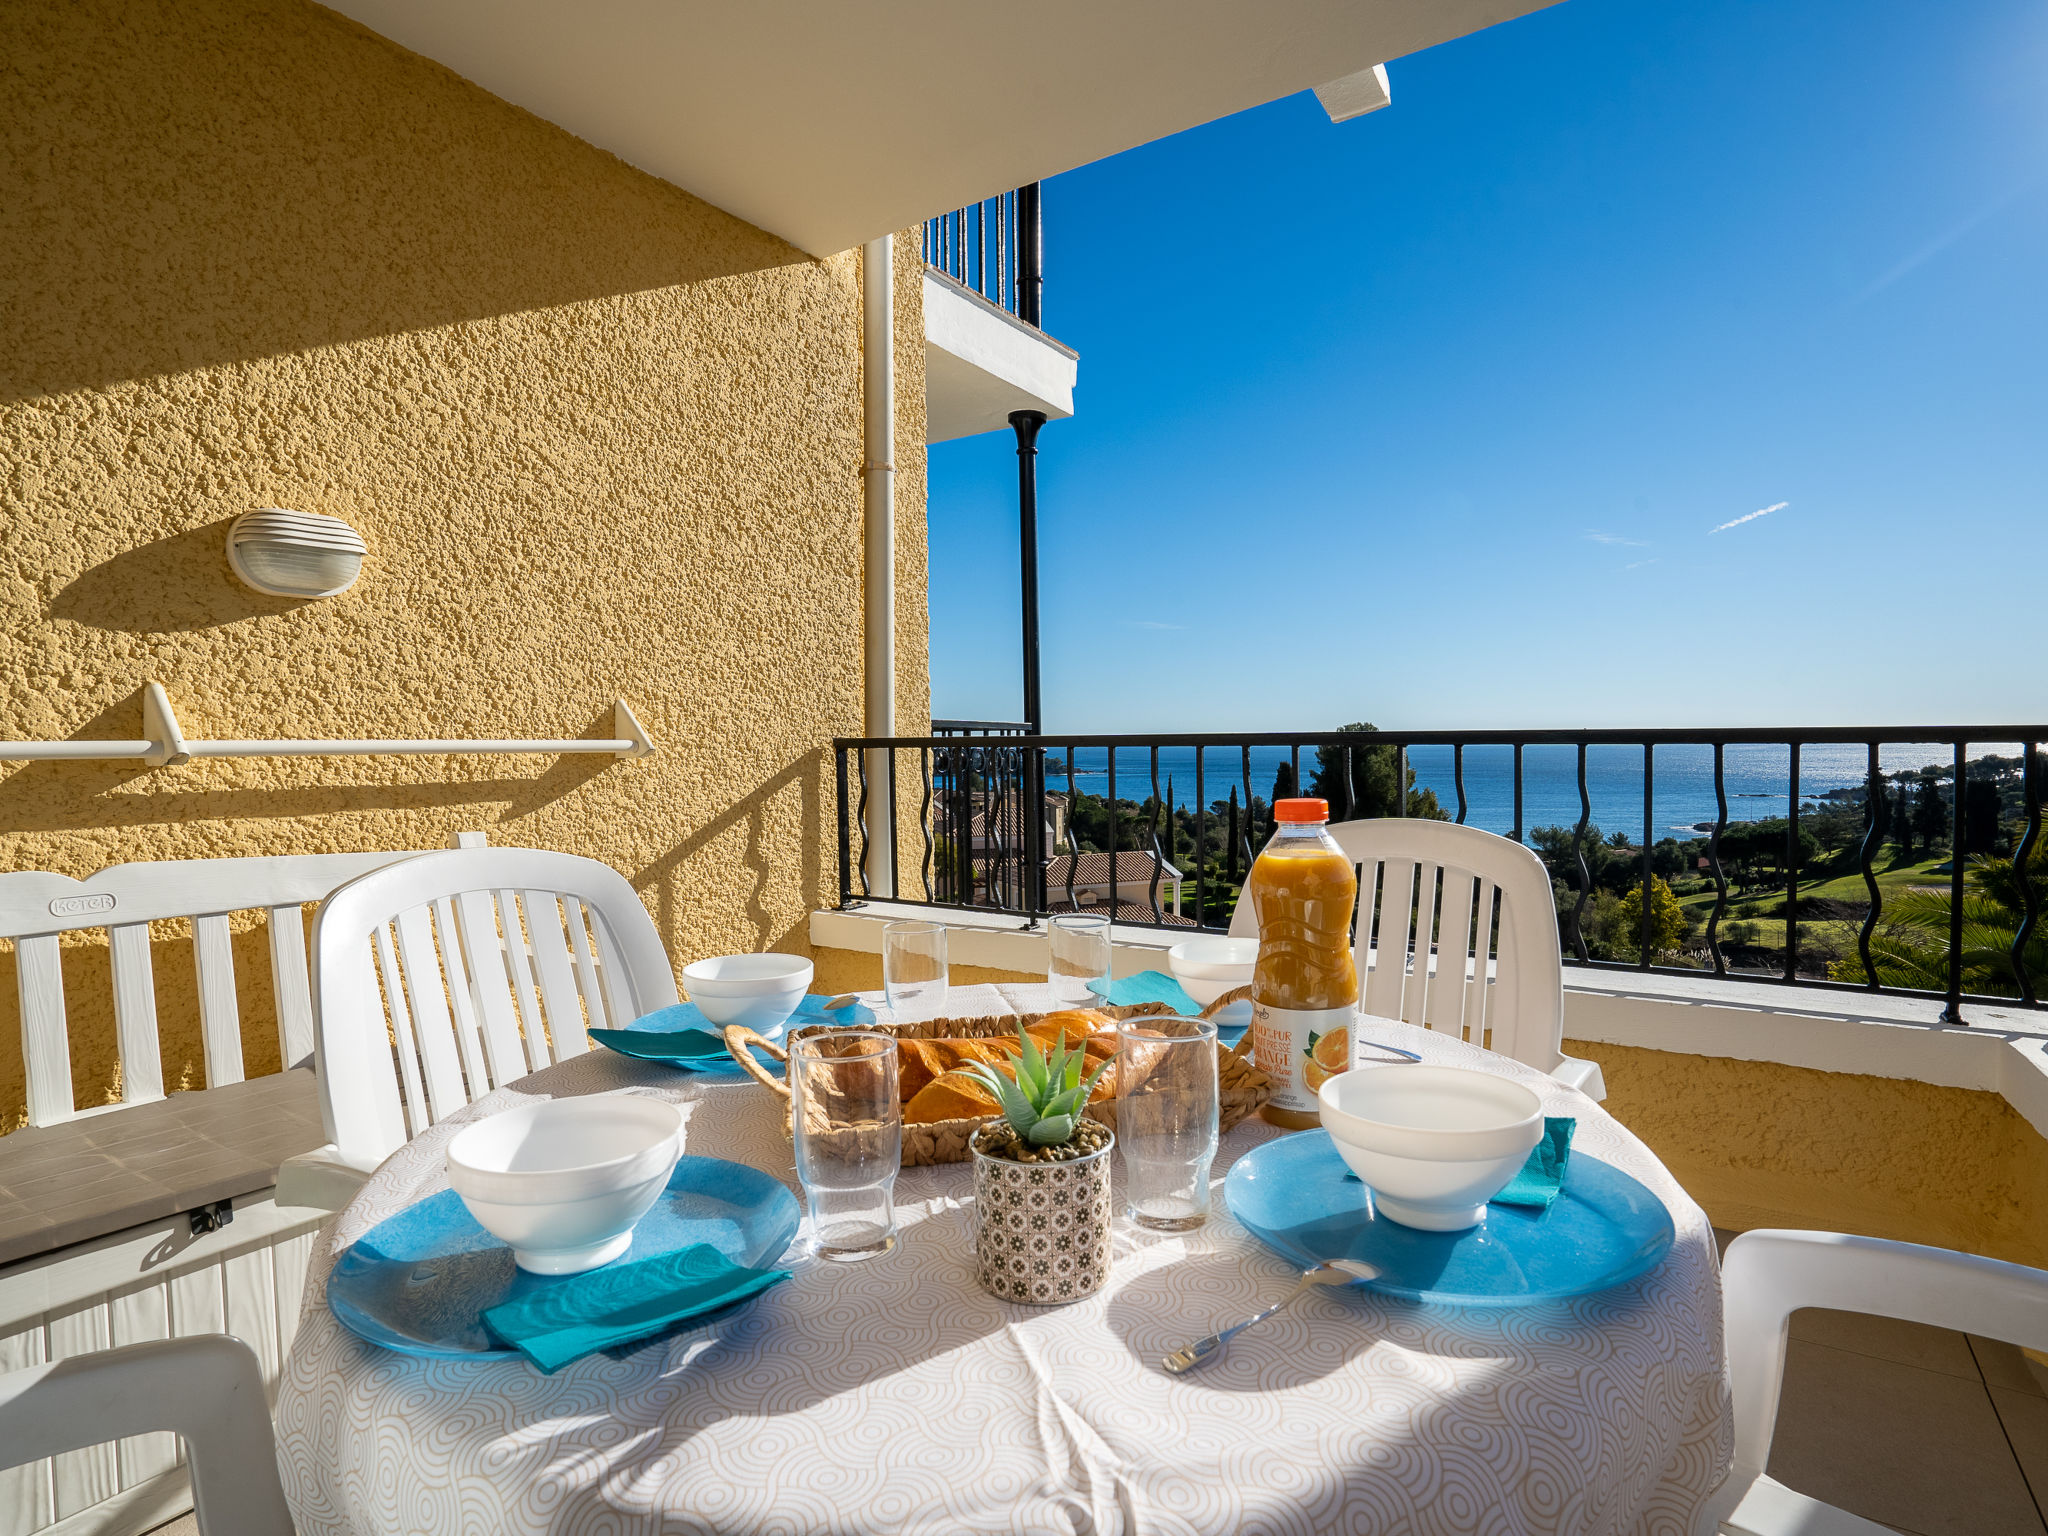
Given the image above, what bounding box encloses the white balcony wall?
[922,271,1077,443]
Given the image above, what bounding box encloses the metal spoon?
[1161,1259,1382,1375]
[1356,1039,1423,1063]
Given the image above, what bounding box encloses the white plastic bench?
[0,840,468,1536]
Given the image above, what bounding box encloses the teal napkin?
[587,1026,728,1062]
[1085,970,1204,1015]
[1491,1118,1576,1210]
[482,1243,790,1373]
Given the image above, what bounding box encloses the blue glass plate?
[1224,1130,1674,1306]
[602,995,877,1075]
[327,1156,800,1359]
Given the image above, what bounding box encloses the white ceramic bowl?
[683,953,814,1032]
[1317,1065,1544,1232]
[446,1097,683,1274]
[1167,937,1257,1008]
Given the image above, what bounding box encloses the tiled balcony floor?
[142,1252,2048,1536]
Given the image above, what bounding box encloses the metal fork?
[1161,1259,1382,1375]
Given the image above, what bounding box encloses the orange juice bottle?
[1248,798,1359,1130]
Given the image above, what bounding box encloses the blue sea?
[1046,742,2011,839]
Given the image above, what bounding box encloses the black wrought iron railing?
[835,728,2047,1022]
[921,183,1041,326]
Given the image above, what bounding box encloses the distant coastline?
[1031,741,2012,839]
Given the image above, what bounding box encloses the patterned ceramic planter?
[971,1130,1115,1305]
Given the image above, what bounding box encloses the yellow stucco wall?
[1574,1040,2048,1268]
[0,0,929,1128]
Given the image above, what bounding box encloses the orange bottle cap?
[1273,798,1329,823]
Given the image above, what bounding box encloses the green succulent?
[953,1031,1114,1147]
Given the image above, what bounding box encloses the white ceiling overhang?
[321,0,1560,256]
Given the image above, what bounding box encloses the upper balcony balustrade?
[918,185,1077,443]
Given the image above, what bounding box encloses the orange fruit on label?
[1300,1025,1349,1094]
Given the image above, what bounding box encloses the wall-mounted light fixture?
[226,509,367,598]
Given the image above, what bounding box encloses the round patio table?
[275,985,1732,1536]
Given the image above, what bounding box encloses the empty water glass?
[1048,913,1111,1006]
[790,1032,901,1261]
[882,920,948,1014]
[1117,1016,1219,1232]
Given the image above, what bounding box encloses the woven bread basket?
[723,986,1266,1168]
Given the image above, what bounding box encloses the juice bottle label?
[1251,1003,1357,1115]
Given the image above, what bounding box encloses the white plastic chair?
[0,1336,292,1536]
[280,847,680,1208]
[1711,1228,2048,1535]
[1227,818,1604,1098]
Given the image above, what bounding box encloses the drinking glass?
[882,920,948,1014]
[1048,913,1111,1006]
[1116,1016,1219,1231]
[790,1032,901,1261]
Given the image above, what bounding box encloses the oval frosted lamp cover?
[227,509,367,597]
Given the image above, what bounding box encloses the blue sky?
[926,0,2048,732]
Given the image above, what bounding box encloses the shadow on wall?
[3,0,809,404]
[49,519,310,632]
[633,749,826,958]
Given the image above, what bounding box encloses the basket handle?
[1201,984,1258,1059]
[723,1026,791,1098]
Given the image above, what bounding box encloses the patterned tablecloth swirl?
[274,985,1733,1536]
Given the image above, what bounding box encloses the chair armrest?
[275,1143,379,1212]
[1718,1472,1896,1536]
[1551,1053,1606,1101]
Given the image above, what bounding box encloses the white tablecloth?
[275,986,1733,1535]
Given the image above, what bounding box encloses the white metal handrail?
[0,684,656,767]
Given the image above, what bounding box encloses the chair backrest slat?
[1425,870,1477,1039]
[562,896,607,1045]
[191,914,245,1087]
[521,891,586,1059]
[592,917,635,1036]
[430,896,492,1096]
[107,923,164,1105]
[495,888,550,1071]
[392,905,469,1123]
[370,923,427,1142]
[314,849,680,1167]
[454,889,528,1083]
[17,936,72,1127]
[1464,881,1499,1049]
[266,905,315,1072]
[1405,862,1440,1025]
[1360,859,1414,1022]
[1228,820,1565,1076]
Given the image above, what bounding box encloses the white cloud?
[1584,530,1648,546]
[1624,557,1659,570]
[1125,619,1186,631]
[1709,501,1787,535]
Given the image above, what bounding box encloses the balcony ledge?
[810,901,2048,1143]
[922,269,1077,442]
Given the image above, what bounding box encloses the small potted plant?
[956,1033,1116,1305]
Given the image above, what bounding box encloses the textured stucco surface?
[0,0,928,1128]
[1574,1039,2048,1267]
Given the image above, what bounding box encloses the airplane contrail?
[1710,501,1787,535]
